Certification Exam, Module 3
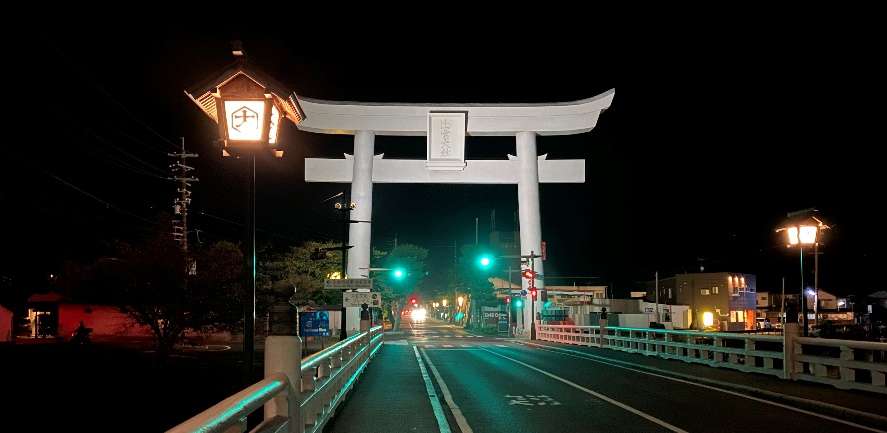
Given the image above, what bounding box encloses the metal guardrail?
[167,325,384,433]
[536,323,886,394]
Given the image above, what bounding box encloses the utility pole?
[168,138,198,255]
[654,271,660,323]
[475,217,479,245]
[521,251,542,340]
[781,277,786,325]
[332,191,355,340]
[814,241,819,329]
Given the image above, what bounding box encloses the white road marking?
[413,346,452,433]
[523,343,887,433]
[420,348,474,433]
[496,344,507,347]
[460,344,470,348]
[480,347,689,433]
[443,344,454,348]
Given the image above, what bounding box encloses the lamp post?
[777,213,830,337]
[185,43,303,379]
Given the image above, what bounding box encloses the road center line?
[413,345,452,433]
[522,343,887,433]
[420,347,474,433]
[479,347,688,433]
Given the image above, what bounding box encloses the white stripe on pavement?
[413,346,452,433]
[421,347,474,433]
[523,343,887,433]
[480,347,689,433]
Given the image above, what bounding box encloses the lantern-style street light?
[777,211,830,336]
[185,43,304,378]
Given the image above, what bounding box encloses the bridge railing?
[167,325,384,433]
[792,336,887,394]
[536,323,886,394]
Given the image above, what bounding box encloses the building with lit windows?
[646,272,757,331]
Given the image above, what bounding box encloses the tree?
[449,244,498,327]
[96,227,243,359]
[257,240,343,313]
[374,244,429,331]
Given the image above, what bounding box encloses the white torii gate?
[296,89,615,336]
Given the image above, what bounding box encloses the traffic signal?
[514,298,524,308]
[477,255,493,269]
[505,296,511,304]
[521,268,536,280]
[410,296,418,306]
[530,287,537,299]
[392,268,406,280]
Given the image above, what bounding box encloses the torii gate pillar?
[516,131,545,328]
[347,131,375,278]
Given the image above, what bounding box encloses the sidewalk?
[322,344,439,433]
[523,339,887,427]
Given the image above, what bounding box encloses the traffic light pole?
[530,251,536,340]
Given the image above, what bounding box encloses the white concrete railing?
[536,324,887,394]
[167,325,384,433]
[536,324,785,378]
[792,336,887,394]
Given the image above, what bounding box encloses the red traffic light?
[521,269,536,280]
[410,297,418,305]
[530,288,537,299]
[505,296,511,304]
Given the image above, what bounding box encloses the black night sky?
[4,29,885,300]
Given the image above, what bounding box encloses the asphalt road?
[326,319,886,433]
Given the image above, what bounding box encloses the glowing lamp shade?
[457,296,465,307]
[268,105,281,145]
[786,227,800,245]
[702,312,715,327]
[442,299,448,307]
[799,225,818,245]
[224,100,266,142]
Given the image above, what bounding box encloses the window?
[730,310,747,323]
[701,289,710,295]
[711,286,719,294]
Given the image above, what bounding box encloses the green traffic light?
[393,268,405,279]
[477,255,492,269]
[514,299,524,308]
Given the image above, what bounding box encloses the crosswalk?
[407,333,483,338]
[417,343,511,350]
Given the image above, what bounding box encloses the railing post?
[264,302,302,433]
[598,320,608,348]
[783,323,799,380]
[839,345,856,384]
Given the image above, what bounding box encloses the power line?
[43,171,160,226]
[197,210,335,243]
[43,37,180,152]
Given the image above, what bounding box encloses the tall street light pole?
[185,42,301,381]
[777,212,829,337]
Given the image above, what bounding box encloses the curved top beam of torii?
[292,89,614,136]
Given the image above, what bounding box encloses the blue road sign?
[521,289,527,296]
[299,311,330,337]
